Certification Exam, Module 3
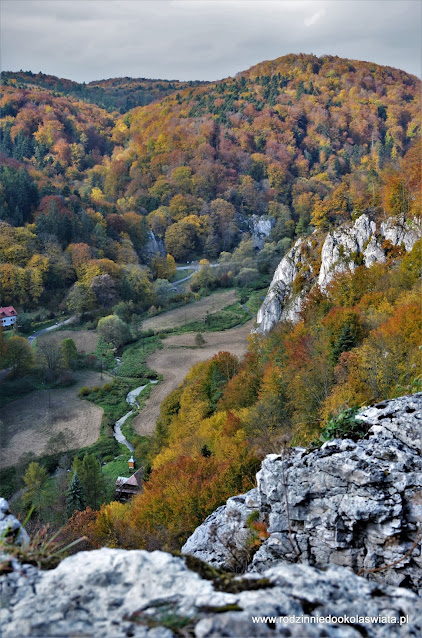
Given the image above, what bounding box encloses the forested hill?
[2,71,206,113]
[111,52,420,230]
[0,53,420,310]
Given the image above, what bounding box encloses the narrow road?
[172,263,219,287]
[27,316,76,344]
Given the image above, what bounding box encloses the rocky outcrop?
[255,237,312,331]
[1,546,421,637]
[255,214,421,333]
[250,215,275,249]
[318,214,379,291]
[0,498,29,546]
[182,394,422,593]
[141,230,166,263]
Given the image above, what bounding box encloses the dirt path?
[141,290,237,332]
[132,320,253,436]
[0,371,111,469]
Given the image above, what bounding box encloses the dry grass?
[40,329,98,354]
[0,371,111,469]
[132,320,253,436]
[141,290,237,332]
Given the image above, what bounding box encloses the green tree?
[60,338,78,368]
[4,336,33,376]
[73,453,106,510]
[97,315,131,349]
[195,332,206,347]
[154,278,173,305]
[16,312,32,334]
[22,462,49,512]
[332,324,356,363]
[66,472,86,517]
[67,282,96,315]
[37,338,63,380]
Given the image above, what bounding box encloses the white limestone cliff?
[255,214,421,334]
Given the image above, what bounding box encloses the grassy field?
[141,289,238,332]
[0,285,262,483]
[168,302,251,334]
[39,329,98,353]
[244,288,268,315]
[0,370,111,469]
[114,335,162,379]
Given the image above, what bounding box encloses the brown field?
[39,329,98,353]
[141,290,237,332]
[132,320,253,436]
[0,371,111,469]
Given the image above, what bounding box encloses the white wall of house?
[1,316,17,327]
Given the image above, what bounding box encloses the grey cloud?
[1,0,420,81]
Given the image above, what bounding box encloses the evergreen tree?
[73,454,105,510]
[332,324,356,363]
[66,472,86,517]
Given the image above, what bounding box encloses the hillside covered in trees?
[0,54,421,551]
[0,54,420,314]
[65,237,421,551]
[2,71,206,113]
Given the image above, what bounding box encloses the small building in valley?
[0,306,18,328]
[115,468,143,502]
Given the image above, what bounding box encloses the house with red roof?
[0,306,18,329]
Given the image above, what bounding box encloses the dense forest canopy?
[0,52,420,311]
[2,70,207,113]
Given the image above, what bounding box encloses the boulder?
[0,498,29,546]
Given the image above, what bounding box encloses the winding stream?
[113,381,158,452]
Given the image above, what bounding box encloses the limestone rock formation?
[141,229,166,262]
[1,394,421,636]
[250,215,275,249]
[255,214,421,334]
[255,237,312,331]
[182,393,422,592]
[1,546,421,637]
[0,498,29,546]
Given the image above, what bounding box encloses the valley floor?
[133,320,254,435]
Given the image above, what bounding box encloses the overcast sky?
[1,1,421,82]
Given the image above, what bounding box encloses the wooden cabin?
[115,468,143,502]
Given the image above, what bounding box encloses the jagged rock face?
[183,394,422,593]
[0,498,29,546]
[255,214,421,334]
[182,489,261,570]
[256,238,311,331]
[381,217,422,252]
[1,547,421,637]
[317,214,378,291]
[250,215,275,249]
